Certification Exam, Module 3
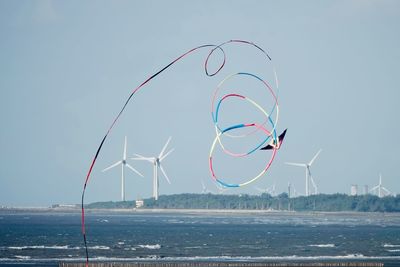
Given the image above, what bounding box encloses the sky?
[1,0,399,206]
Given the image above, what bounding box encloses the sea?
[1,210,400,266]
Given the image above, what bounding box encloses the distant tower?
[285,149,322,196]
[350,184,358,196]
[369,174,392,198]
[288,182,291,198]
[363,185,369,195]
[131,137,174,201]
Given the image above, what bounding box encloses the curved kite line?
[81,40,286,266]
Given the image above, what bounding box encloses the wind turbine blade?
[125,163,144,177]
[123,136,127,160]
[285,162,306,167]
[309,149,322,166]
[159,165,171,184]
[370,185,379,192]
[102,161,122,172]
[159,136,172,158]
[382,187,391,194]
[132,153,147,158]
[131,154,154,163]
[131,157,153,162]
[160,148,174,162]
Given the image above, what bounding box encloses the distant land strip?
[3,193,400,213]
[84,193,400,213]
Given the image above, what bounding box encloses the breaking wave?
[2,254,400,262]
[309,244,335,248]
[5,245,110,250]
[137,244,161,250]
[384,243,400,248]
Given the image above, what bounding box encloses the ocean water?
[1,211,400,266]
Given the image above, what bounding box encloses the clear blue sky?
[1,0,399,206]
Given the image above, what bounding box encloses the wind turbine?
[370,174,392,198]
[102,136,144,202]
[285,149,322,196]
[132,137,174,200]
[255,182,276,196]
[201,180,213,194]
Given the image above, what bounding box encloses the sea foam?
[309,244,335,248]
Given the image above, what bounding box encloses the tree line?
[86,193,400,212]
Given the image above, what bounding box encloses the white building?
[135,200,144,208]
[363,185,369,195]
[350,184,358,196]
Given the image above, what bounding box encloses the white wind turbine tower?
[370,174,392,198]
[102,136,144,202]
[285,149,322,197]
[291,183,297,197]
[132,137,174,201]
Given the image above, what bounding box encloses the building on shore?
[350,184,358,196]
[363,185,369,195]
[135,200,144,208]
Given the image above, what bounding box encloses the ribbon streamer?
[209,71,286,188]
[81,40,286,266]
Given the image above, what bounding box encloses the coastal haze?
[1,1,400,206]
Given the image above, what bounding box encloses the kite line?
[81,40,286,266]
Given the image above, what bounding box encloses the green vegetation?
[86,193,400,212]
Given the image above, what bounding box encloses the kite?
[209,71,287,188]
[81,40,286,266]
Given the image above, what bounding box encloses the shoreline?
[1,207,400,216]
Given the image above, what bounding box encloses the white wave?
[14,256,31,260]
[8,245,110,250]
[388,249,400,252]
[2,254,400,262]
[173,254,368,261]
[8,246,24,250]
[384,243,400,248]
[8,245,82,250]
[137,244,161,249]
[88,245,110,250]
[8,245,111,250]
[309,244,335,248]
